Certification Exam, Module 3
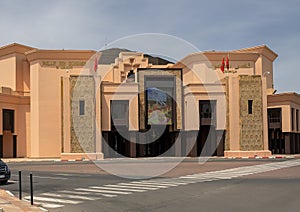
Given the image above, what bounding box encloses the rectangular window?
[268,108,281,123]
[3,109,14,133]
[79,100,85,115]
[248,100,253,114]
[200,101,212,118]
[291,108,295,131]
[111,100,129,126]
[199,100,216,126]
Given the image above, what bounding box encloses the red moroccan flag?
[93,56,98,72]
[221,57,225,73]
[226,56,229,70]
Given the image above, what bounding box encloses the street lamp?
[263,71,271,77]
[262,71,276,94]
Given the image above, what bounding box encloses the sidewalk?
[2,158,61,163]
[2,154,300,163]
[0,189,44,212]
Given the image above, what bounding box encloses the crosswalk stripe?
[158,181,189,185]
[34,176,68,180]
[76,188,130,195]
[59,190,115,197]
[26,200,64,209]
[119,183,168,188]
[130,181,178,187]
[148,180,188,185]
[24,196,82,204]
[179,176,200,179]
[214,176,233,179]
[103,184,159,190]
[134,181,184,186]
[54,173,73,176]
[90,186,147,192]
[58,190,92,195]
[40,192,99,200]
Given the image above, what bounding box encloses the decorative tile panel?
[70,76,95,153]
[239,75,263,150]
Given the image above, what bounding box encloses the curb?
[224,156,294,159]
[60,159,99,162]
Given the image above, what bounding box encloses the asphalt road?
[1,158,300,212]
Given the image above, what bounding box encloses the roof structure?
[98,48,173,65]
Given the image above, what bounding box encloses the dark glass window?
[3,109,14,133]
[79,100,85,115]
[111,100,129,126]
[200,102,212,118]
[248,100,253,114]
[268,108,281,123]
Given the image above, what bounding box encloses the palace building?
[0,43,299,159]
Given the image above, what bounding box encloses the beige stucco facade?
[0,43,299,159]
[267,93,300,154]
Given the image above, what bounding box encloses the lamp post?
[262,71,271,152]
[263,71,271,77]
[262,71,271,91]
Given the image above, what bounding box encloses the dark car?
[0,159,10,184]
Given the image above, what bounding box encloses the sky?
[1,0,300,93]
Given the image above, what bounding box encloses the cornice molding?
[177,52,260,67]
[0,43,35,58]
[268,92,300,105]
[232,45,278,61]
[25,49,96,62]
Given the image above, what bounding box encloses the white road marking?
[53,173,73,176]
[54,173,91,177]
[118,183,168,188]
[75,188,122,196]
[33,176,68,180]
[103,184,159,190]
[41,192,99,200]
[179,176,201,179]
[39,206,49,211]
[133,181,185,186]
[34,202,64,209]
[90,186,147,192]
[58,190,92,195]
[5,190,14,196]
[24,196,82,204]
[143,180,188,185]
[85,187,132,194]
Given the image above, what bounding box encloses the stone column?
[95,76,102,155]
[62,76,71,153]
